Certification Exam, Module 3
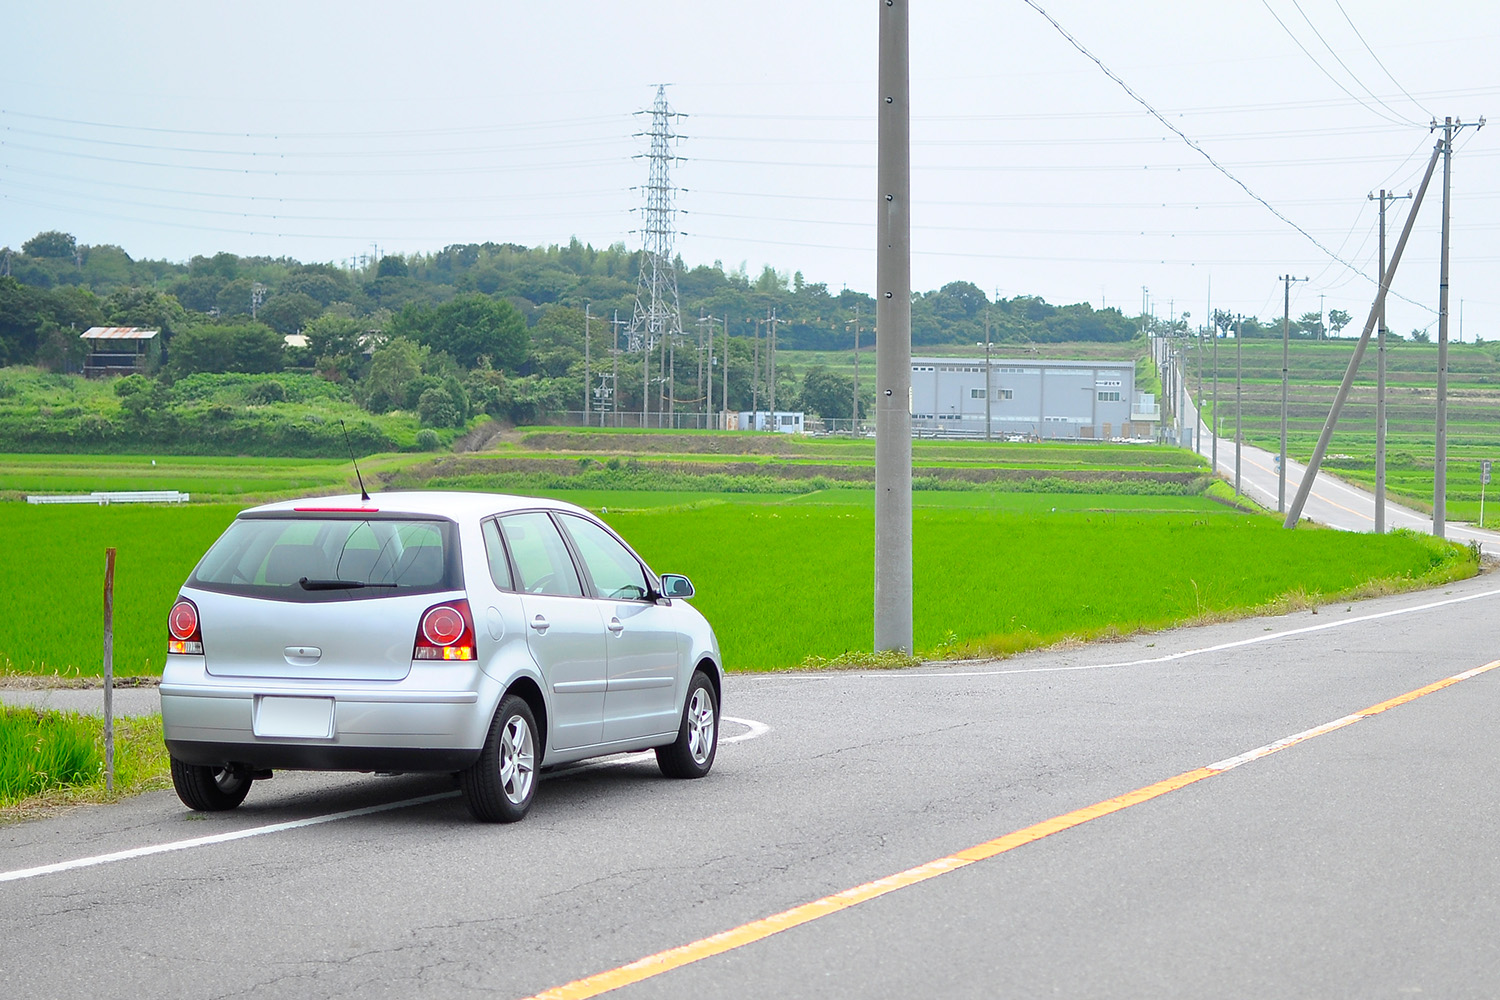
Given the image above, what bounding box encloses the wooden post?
[103,547,116,793]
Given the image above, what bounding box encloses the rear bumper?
[165,739,480,772]
[160,655,502,772]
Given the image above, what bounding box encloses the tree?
[22,231,78,259]
[257,291,323,335]
[1327,309,1352,337]
[359,337,425,413]
[1295,311,1324,340]
[105,287,186,336]
[1411,328,1432,343]
[416,294,529,371]
[376,255,408,278]
[800,365,859,419]
[168,322,284,376]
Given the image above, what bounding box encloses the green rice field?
[0,491,1473,675]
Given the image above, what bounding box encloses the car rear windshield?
[188,515,461,602]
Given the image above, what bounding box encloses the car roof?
[241,491,596,522]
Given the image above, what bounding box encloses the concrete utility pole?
[1369,188,1412,533]
[1433,115,1484,536]
[722,316,730,429]
[982,299,992,441]
[875,0,913,654]
[1235,314,1242,496]
[1278,274,1309,513]
[751,318,760,419]
[768,308,778,420]
[584,304,591,422]
[611,311,624,428]
[852,303,862,434]
[703,313,714,428]
[1211,312,1221,474]
[1285,137,1441,529]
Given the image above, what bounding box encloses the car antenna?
[339,420,372,502]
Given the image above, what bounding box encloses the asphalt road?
[6,574,1500,999]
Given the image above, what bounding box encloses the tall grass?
[0,709,170,810]
[0,707,99,804]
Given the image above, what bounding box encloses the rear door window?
[497,512,584,597]
[189,516,458,601]
[480,518,515,591]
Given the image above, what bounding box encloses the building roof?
[911,356,1134,370]
[80,326,160,341]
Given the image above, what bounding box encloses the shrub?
[246,379,287,404]
[416,428,441,451]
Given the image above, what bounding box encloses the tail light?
[168,598,204,655]
[414,599,476,661]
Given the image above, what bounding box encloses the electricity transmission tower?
[625,85,687,427]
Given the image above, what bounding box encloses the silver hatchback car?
[162,491,722,822]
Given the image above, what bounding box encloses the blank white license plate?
[254,696,335,739]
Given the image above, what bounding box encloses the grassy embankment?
[1188,338,1500,520]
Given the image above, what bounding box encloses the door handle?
[606,617,625,635]
[529,614,550,632]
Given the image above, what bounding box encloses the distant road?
[1182,394,1500,557]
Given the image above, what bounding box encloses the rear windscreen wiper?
[298,577,399,590]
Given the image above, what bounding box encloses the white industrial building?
[910,357,1159,440]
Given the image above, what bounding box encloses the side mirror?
[659,574,695,599]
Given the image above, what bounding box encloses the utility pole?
[703,313,714,429]
[1235,314,1242,496]
[584,304,591,423]
[722,316,730,430]
[1278,274,1309,513]
[611,311,624,428]
[1211,311,1222,474]
[1433,115,1486,535]
[1369,188,1412,533]
[875,0,913,654]
[852,303,862,434]
[983,297,992,441]
[751,317,760,420]
[768,307,778,420]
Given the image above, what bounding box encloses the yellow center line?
[523,659,1500,1000]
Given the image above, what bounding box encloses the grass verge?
[0,708,170,820]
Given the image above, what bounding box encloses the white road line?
[721,715,770,743]
[0,716,772,885]
[783,586,1500,682]
[0,791,459,884]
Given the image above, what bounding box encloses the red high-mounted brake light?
[414,599,475,661]
[168,598,204,655]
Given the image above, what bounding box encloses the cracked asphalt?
[5,574,1500,998]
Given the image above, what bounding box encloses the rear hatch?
[184,512,462,681]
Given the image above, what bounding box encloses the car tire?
[462,694,539,823]
[657,671,718,779]
[170,757,253,811]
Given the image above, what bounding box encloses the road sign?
[1484,460,1492,486]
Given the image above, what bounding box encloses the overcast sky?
[2,1,1496,339]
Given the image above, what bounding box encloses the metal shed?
[80,327,161,378]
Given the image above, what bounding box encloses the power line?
[1287,0,1425,127]
[1331,0,1434,120]
[1258,0,1418,128]
[1021,0,1437,313]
